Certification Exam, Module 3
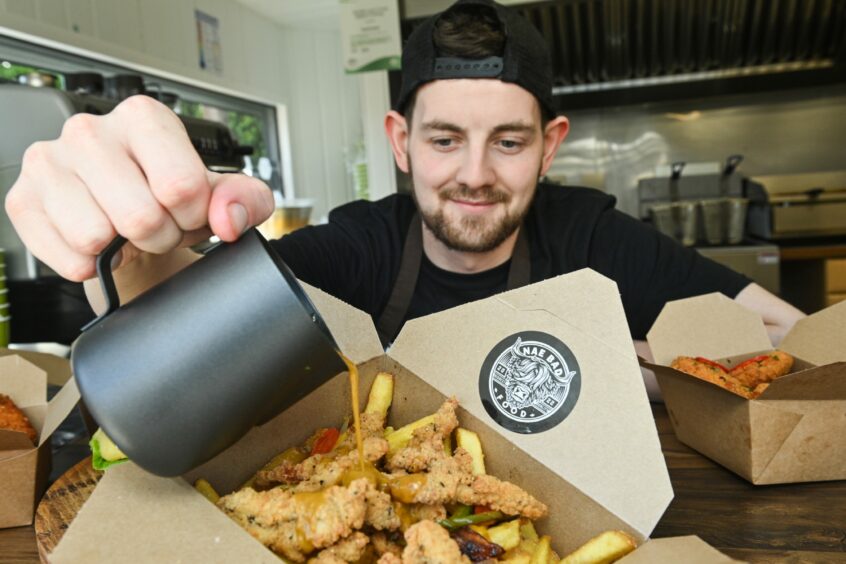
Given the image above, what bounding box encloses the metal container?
[699,199,726,245]
[71,229,345,476]
[725,197,749,244]
[699,197,749,245]
[649,201,698,246]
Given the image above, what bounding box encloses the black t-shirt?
[270,184,750,341]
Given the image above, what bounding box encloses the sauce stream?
[340,353,365,470]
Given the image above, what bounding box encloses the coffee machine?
[0,80,252,345]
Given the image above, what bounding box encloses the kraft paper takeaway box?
[646,293,846,485]
[0,351,78,528]
[49,270,734,562]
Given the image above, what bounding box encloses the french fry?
[505,535,538,563]
[193,478,220,504]
[444,433,452,456]
[520,518,539,542]
[364,372,395,417]
[559,530,637,564]
[469,524,491,540]
[456,428,486,475]
[488,519,521,551]
[385,414,436,455]
[530,535,552,564]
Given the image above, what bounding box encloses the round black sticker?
[478,331,581,434]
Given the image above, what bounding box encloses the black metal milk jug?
[71,229,345,476]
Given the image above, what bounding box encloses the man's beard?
[409,159,537,253]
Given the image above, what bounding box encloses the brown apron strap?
[377,212,423,342]
[506,224,531,290]
[377,215,531,344]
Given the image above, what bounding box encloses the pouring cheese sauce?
[340,353,366,470]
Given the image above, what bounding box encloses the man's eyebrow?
[420,120,465,133]
[491,121,536,134]
[419,120,537,135]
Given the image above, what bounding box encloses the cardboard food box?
[49,270,735,562]
[0,350,78,528]
[646,293,846,485]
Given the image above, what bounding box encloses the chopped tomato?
[310,427,340,455]
[695,357,730,373]
[731,355,770,372]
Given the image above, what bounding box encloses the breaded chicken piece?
[388,399,459,473]
[255,418,385,488]
[0,394,37,445]
[401,449,475,506]
[308,532,369,564]
[337,412,387,448]
[372,531,404,558]
[256,436,388,490]
[671,356,753,399]
[402,520,469,564]
[292,437,389,493]
[748,382,770,399]
[217,478,370,562]
[671,356,727,379]
[377,553,403,564]
[456,474,548,519]
[366,487,402,530]
[731,351,794,388]
[407,503,446,523]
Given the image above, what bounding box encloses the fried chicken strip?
[338,411,387,446]
[372,531,404,559]
[397,449,475,506]
[456,474,548,520]
[0,394,37,445]
[256,436,388,490]
[366,486,402,530]
[402,520,470,564]
[377,553,403,564]
[671,356,754,398]
[217,478,370,562]
[407,503,447,523]
[308,532,370,564]
[388,398,460,473]
[730,351,794,388]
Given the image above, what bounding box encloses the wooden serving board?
[33,456,101,563]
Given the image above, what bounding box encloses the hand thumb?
[207,171,275,242]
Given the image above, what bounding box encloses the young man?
[6,0,802,381]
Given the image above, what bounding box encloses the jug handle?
[81,235,127,331]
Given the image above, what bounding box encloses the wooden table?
[2,404,845,563]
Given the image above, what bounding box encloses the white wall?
[0,0,363,220]
[277,26,363,220]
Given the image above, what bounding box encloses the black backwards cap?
[395,0,555,119]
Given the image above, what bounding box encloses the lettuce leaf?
[89,433,128,471]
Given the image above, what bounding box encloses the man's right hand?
[5,95,275,282]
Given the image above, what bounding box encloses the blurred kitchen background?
[1,0,845,365]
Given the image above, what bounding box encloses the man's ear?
[384,110,410,173]
[539,116,569,177]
